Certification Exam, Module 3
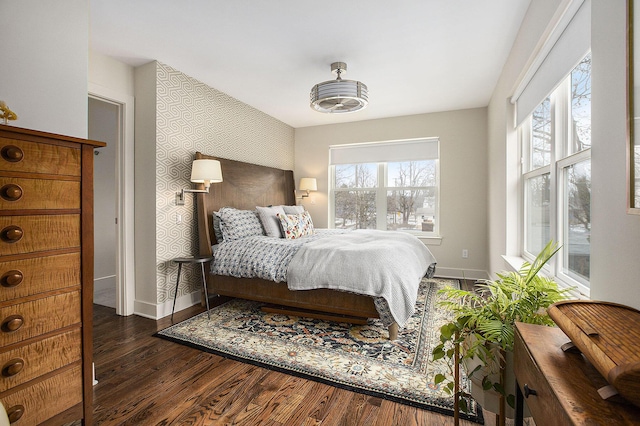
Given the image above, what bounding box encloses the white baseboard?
[94,275,116,291]
[133,291,202,320]
[434,267,490,281]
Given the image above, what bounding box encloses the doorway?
[88,86,135,316]
[89,98,117,308]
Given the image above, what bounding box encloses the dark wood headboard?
[195,151,296,256]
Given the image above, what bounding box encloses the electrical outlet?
[462,249,469,258]
[176,214,182,225]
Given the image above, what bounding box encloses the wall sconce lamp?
[176,159,223,205]
[298,177,317,199]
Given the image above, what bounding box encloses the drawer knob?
[523,383,538,398]
[1,270,23,287]
[0,145,24,163]
[0,226,23,243]
[7,404,25,423]
[1,315,24,332]
[2,358,24,377]
[0,184,23,202]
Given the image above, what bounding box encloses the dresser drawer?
[0,215,80,256]
[0,139,80,177]
[0,364,83,425]
[0,177,80,210]
[0,253,80,301]
[0,291,81,346]
[514,330,570,425]
[0,328,81,392]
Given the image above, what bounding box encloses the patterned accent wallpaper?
[154,62,294,304]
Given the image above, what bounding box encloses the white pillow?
[256,205,286,238]
[282,205,304,215]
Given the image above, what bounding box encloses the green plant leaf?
[482,377,493,391]
[432,347,445,361]
[507,394,516,409]
[432,240,574,407]
[434,374,446,385]
[440,322,457,340]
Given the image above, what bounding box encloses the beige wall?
[488,1,640,310]
[0,0,89,138]
[589,1,640,308]
[487,0,560,273]
[134,62,295,318]
[89,50,136,97]
[295,108,489,279]
[13,0,638,314]
[134,62,160,313]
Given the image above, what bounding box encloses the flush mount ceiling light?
[310,62,368,113]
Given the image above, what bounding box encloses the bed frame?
[194,152,398,340]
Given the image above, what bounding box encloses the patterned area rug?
[156,277,482,423]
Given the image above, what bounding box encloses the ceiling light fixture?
[310,62,368,114]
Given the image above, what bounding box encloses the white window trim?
[328,140,440,238]
[555,148,591,295]
[520,60,591,296]
[502,254,588,299]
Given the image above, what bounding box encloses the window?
[329,139,439,235]
[520,54,591,292]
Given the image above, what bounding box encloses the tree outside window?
[331,141,439,234]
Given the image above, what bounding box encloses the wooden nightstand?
[514,322,640,425]
[171,256,213,321]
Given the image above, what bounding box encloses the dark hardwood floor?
[89,279,479,425]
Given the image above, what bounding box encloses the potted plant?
[432,241,572,424]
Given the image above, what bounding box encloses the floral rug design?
[156,277,482,423]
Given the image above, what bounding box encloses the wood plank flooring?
[88,281,481,425]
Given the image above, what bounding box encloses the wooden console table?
[514,322,640,425]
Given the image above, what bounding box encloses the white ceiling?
[89,1,531,129]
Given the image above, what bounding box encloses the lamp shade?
[190,159,223,183]
[299,177,317,191]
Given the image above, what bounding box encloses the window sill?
[417,235,442,246]
[502,255,525,272]
[501,255,589,299]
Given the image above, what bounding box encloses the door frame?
[89,84,135,316]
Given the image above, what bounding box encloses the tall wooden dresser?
[0,126,105,425]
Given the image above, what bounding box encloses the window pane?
[531,98,552,169]
[570,54,591,153]
[526,174,550,255]
[335,163,377,188]
[387,160,436,187]
[564,159,591,283]
[334,190,376,229]
[387,189,436,231]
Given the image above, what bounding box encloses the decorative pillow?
[282,205,305,215]
[277,211,315,239]
[212,212,224,243]
[218,207,264,241]
[256,205,286,238]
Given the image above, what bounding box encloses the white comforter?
[287,229,435,327]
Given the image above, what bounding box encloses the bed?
[194,152,436,340]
